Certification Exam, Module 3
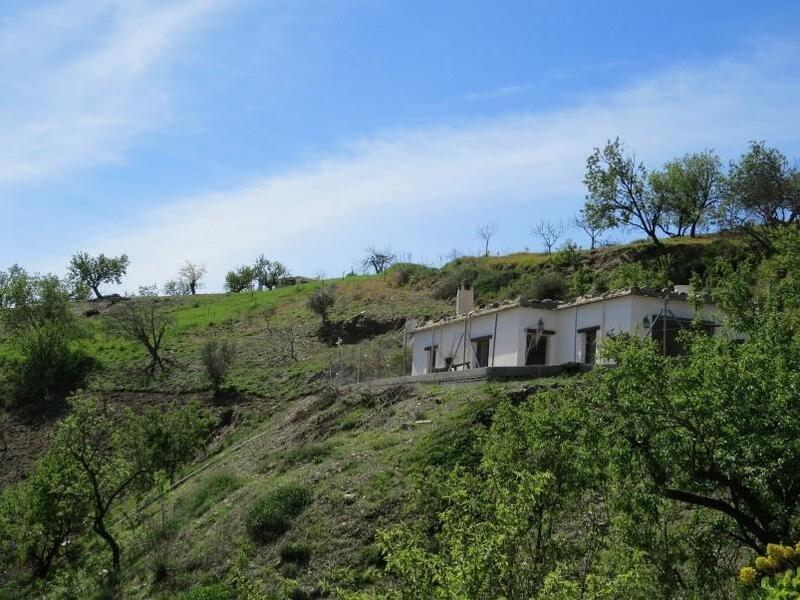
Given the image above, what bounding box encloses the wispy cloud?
[0,0,231,184]
[78,42,800,291]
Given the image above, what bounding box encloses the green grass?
[246,483,313,543]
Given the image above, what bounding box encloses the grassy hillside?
[0,232,769,598]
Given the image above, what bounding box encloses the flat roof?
[414,287,699,332]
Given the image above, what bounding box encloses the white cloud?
[0,0,231,184]
[83,43,800,291]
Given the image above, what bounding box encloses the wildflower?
[783,545,796,561]
[739,566,758,586]
[767,544,784,560]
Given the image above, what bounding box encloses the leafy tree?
[224,265,255,293]
[0,267,92,406]
[307,287,335,325]
[650,150,724,237]
[583,138,665,245]
[67,252,129,299]
[47,394,213,573]
[0,449,88,578]
[105,297,171,374]
[132,400,215,485]
[361,246,396,274]
[721,141,799,248]
[596,286,800,553]
[201,339,237,394]
[253,255,289,290]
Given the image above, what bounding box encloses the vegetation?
[67,252,130,299]
[201,339,237,393]
[246,483,312,543]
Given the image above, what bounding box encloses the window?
[525,332,548,365]
[472,336,491,368]
[650,317,715,357]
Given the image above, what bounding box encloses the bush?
[12,322,93,407]
[280,541,311,565]
[523,272,568,300]
[549,240,581,269]
[306,288,335,325]
[201,339,237,392]
[246,483,312,543]
[388,263,435,287]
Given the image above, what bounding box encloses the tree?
[201,339,237,394]
[67,252,129,299]
[0,267,92,406]
[253,255,289,290]
[132,400,215,485]
[307,287,335,325]
[573,209,610,250]
[475,224,498,257]
[583,138,665,245]
[177,262,206,295]
[596,271,800,553]
[650,151,724,237]
[0,449,88,578]
[721,141,799,248]
[105,297,171,374]
[532,218,567,254]
[224,265,256,293]
[361,246,396,274]
[49,394,213,572]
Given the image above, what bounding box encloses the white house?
[409,282,725,375]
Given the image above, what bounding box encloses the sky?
[1,0,799,292]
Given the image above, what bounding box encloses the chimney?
[456,281,474,315]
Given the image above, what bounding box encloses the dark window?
[525,333,548,365]
[650,317,715,356]
[473,337,491,368]
[584,330,597,364]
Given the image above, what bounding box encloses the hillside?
[0,231,784,599]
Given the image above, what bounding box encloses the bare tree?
[178,262,207,295]
[532,218,568,254]
[106,298,172,374]
[574,210,607,250]
[475,223,498,256]
[361,246,396,274]
[307,287,335,325]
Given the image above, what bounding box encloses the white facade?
[410,288,724,375]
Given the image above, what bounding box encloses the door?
[473,337,491,368]
[584,330,597,364]
[525,333,548,365]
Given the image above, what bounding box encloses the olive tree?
[67,252,129,299]
[224,265,255,293]
[361,246,396,274]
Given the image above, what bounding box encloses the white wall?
[410,295,726,373]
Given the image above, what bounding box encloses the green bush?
[280,541,311,565]
[12,322,93,407]
[522,272,568,300]
[388,263,435,287]
[246,483,312,543]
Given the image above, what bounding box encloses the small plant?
[201,339,237,393]
[280,541,311,566]
[307,288,335,325]
[179,583,237,600]
[246,483,312,543]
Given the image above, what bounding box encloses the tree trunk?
[94,518,121,572]
[92,285,103,299]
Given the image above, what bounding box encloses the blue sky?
[1,0,799,292]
